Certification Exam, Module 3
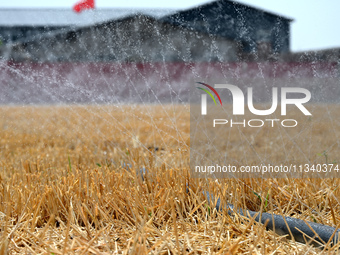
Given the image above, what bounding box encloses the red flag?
[73,0,95,13]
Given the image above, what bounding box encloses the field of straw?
[1,105,340,254]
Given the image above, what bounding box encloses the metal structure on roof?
[0,8,178,27]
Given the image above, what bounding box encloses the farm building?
[6,15,239,62]
[163,0,292,54]
[0,0,292,62]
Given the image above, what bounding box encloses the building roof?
[165,0,293,22]
[0,8,178,27]
[229,0,294,21]
[0,0,293,28]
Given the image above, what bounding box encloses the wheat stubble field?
[1,105,340,254]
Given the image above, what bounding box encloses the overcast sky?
[1,0,339,52]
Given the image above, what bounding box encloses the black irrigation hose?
[204,192,340,247]
[133,167,340,248]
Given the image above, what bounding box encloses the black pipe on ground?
[204,191,340,247]
[136,166,340,247]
